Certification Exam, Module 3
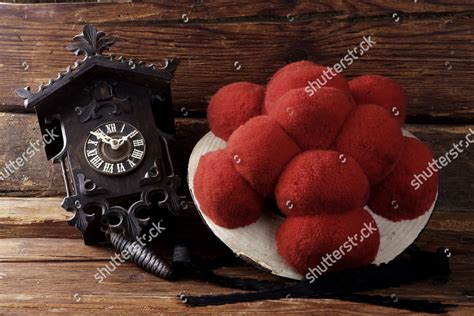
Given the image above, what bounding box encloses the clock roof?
[15,25,179,110]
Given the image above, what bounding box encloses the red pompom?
[268,87,354,150]
[276,208,380,275]
[349,75,407,125]
[193,149,265,228]
[227,116,301,197]
[264,61,352,113]
[368,137,438,221]
[335,104,404,185]
[275,150,369,216]
[208,82,265,140]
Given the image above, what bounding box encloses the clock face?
[84,121,146,176]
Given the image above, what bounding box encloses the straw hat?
[188,61,438,279]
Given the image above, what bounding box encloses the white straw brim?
[188,130,437,280]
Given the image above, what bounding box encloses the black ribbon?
[173,245,455,314]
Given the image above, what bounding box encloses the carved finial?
[14,86,33,107]
[66,24,115,57]
[163,58,180,74]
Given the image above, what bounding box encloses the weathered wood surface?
[0,261,472,315]
[4,0,474,18]
[0,115,209,197]
[0,210,473,314]
[0,1,473,314]
[0,113,471,213]
[1,196,474,240]
[0,3,473,122]
[0,197,473,313]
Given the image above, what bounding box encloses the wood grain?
[0,194,473,313]
[0,3,473,122]
[3,1,474,21]
[0,197,78,238]
[0,113,471,211]
[4,259,471,315]
[0,231,472,314]
[0,2,473,314]
[0,114,209,197]
[1,195,473,240]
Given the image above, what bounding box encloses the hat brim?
[188,130,437,280]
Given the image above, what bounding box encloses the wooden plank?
[2,1,474,22]
[0,202,473,313]
[0,197,77,239]
[0,197,66,225]
[0,240,472,314]
[0,113,471,211]
[1,217,474,260]
[0,3,473,121]
[0,113,64,197]
[0,238,110,262]
[0,303,470,316]
[0,115,209,197]
[1,194,473,239]
[4,262,471,316]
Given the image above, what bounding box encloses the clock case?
[15,25,184,245]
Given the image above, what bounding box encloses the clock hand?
[90,130,106,141]
[117,138,127,146]
[111,136,128,149]
[120,130,136,142]
[90,130,115,146]
[91,130,130,150]
[115,130,134,147]
[101,131,127,150]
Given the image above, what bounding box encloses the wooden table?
[0,1,473,314]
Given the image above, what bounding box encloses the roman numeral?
[90,155,104,169]
[120,124,126,133]
[117,163,126,173]
[106,123,117,134]
[130,149,144,160]
[87,140,98,146]
[127,130,138,139]
[103,162,114,174]
[133,139,144,147]
[127,159,136,168]
[86,149,97,157]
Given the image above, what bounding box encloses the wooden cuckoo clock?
[15,25,184,245]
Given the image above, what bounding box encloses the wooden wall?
[0,1,473,313]
[0,1,472,205]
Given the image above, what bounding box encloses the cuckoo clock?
[15,25,184,245]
